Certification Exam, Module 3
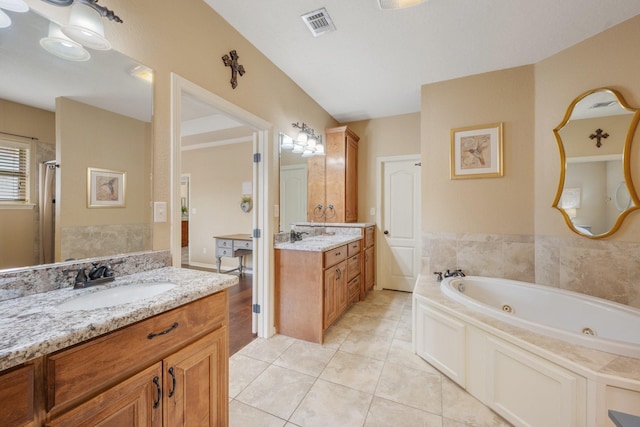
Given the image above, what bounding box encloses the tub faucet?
[444,269,465,278]
[434,272,443,282]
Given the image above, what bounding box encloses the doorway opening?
[171,74,273,349]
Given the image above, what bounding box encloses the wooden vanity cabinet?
[307,126,359,223]
[363,226,375,295]
[44,291,229,427]
[0,362,39,427]
[276,242,361,343]
[346,240,362,305]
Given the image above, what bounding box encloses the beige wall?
[0,99,55,269]
[420,66,536,281]
[56,98,152,261]
[533,15,640,307]
[534,14,640,240]
[347,113,421,224]
[420,15,640,307]
[182,142,253,268]
[422,66,535,235]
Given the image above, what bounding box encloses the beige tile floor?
[229,290,512,427]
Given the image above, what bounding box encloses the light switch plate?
[154,201,167,222]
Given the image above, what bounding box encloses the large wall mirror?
[0,9,153,270]
[553,88,640,238]
[278,132,308,232]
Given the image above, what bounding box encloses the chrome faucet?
[444,269,465,278]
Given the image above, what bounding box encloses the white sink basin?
[58,282,176,311]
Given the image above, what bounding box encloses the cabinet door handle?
[153,376,161,409]
[336,267,341,279]
[168,367,176,398]
[147,322,179,340]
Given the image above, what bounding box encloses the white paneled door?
[378,156,421,292]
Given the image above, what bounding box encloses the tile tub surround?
[229,290,511,426]
[0,250,171,302]
[422,231,640,310]
[413,275,640,388]
[421,232,536,283]
[535,234,640,309]
[0,266,238,371]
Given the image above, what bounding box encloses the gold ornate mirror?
[553,88,640,238]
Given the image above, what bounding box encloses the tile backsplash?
[422,231,640,309]
[0,250,171,302]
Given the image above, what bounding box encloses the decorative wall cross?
[589,128,609,148]
[222,50,245,89]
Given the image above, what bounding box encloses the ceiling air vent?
[301,8,336,37]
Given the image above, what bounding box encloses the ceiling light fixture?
[378,0,426,9]
[0,0,28,12]
[0,0,28,28]
[284,122,326,157]
[0,9,10,28]
[40,21,91,61]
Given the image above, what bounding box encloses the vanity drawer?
[233,240,253,251]
[46,290,228,414]
[216,239,233,248]
[347,240,361,256]
[216,247,234,257]
[348,275,361,305]
[347,253,361,282]
[324,245,347,268]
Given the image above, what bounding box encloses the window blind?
[0,141,30,202]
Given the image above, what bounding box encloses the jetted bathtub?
[440,276,640,358]
[413,276,640,426]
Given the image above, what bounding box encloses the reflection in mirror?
[0,9,153,270]
[279,132,308,232]
[553,88,640,238]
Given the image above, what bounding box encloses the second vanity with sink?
[274,224,375,343]
[0,264,237,426]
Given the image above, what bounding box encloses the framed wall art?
[450,123,504,179]
[87,167,126,208]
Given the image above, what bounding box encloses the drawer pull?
[147,322,179,340]
[153,376,161,409]
[335,252,341,256]
[168,367,176,398]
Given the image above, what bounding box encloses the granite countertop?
[292,222,375,228]
[413,277,640,383]
[275,234,362,252]
[0,267,238,371]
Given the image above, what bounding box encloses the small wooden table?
[214,234,253,274]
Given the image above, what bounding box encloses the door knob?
[383,230,389,235]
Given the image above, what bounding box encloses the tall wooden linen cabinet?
[307,126,359,223]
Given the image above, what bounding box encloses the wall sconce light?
[283,122,326,157]
[0,0,29,28]
[35,0,122,56]
[40,21,91,61]
[561,187,581,220]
